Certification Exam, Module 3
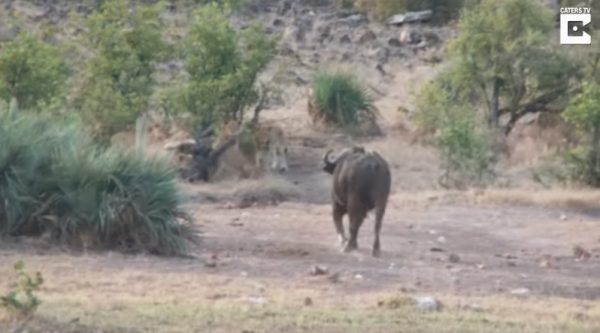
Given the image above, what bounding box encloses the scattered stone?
[400,29,424,44]
[510,288,531,297]
[340,34,352,44]
[560,213,567,221]
[461,303,483,313]
[244,296,267,305]
[387,10,433,25]
[354,274,364,280]
[304,297,313,306]
[573,245,591,261]
[358,30,377,44]
[388,37,402,47]
[310,265,329,276]
[539,260,552,268]
[476,264,486,270]
[327,272,341,283]
[437,236,447,243]
[415,296,442,312]
[448,253,460,263]
[338,14,368,27]
[273,18,285,27]
[430,247,445,252]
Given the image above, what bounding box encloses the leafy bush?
[0,32,69,110]
[72,0,165,139]
[1,261,43,320]
[436,115,496,188]
[164,4,275,131]
[311,71,377,128]
[0,102,194,255]
[562,82,600,186]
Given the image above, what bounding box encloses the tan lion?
[212,120,289,180]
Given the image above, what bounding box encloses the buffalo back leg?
[333,203,347,248]
[372,202,387,257]
[343,205,366,252]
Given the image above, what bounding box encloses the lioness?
[213,120,289,179]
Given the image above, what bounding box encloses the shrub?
[165,4,275,131]
[0,102,194,255]
[72,0,165,139]
[446,0,577,133]
[311,71,377,128]
[0,32,69,110]
[562,82,600,186]
[1,261,43,320]
[436,114,496,188]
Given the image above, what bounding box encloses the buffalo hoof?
[372,248,381,257]
[342,242,357,253]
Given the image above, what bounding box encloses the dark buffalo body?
[323,147,391,257]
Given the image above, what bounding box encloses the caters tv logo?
[560,7,591,45]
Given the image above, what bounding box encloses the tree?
[562,82,600,186]
[165,4,275,131]
[72,0,165,139]
[443,0,578,134]
[0,33,69,110]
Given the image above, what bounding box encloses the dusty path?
[191,199,600,300]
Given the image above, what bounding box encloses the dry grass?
[3,285,599,333]
[388,188,600,214]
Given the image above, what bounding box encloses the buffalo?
[323,147,391,257]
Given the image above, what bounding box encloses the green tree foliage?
[311,71,377,127]
[72,0,165,139]
[0,102,194,255]
[436,114,495,188]
[421,0,578,135]
[165,4,274,130]
[0,33,69,110]
[562,82,600,186]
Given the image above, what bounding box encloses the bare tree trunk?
[490,78,501,127]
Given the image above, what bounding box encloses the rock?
[560,213,567,221]
[573,245,591,261]
[510,288,531,297]
[387,10,434,25]
[399,30,424,45]
[310,265,329,276]
[279,1,292,15]
[430,247,445,252]
[338,14,368,28]
[437,236,447,243]
[388,38,402,47]
[448,253,460,263]
[273,18,285,27]
[357,30,377,44]
[340,34,351,44]
[354,274,364,280]
[304,297,313,306]
[415,296,442,312]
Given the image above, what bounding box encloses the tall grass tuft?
[0,104,195,255]
[311,71,377,128]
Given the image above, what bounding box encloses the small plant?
[436,115,496,188]
[1,261,44,320]
[310,71,377,128]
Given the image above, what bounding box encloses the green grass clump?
[311,71,377,128]
[0,102,194,255]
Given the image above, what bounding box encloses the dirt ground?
[1,1,600,331]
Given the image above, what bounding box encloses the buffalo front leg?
[372,203,387,257]
[333,203,347,248]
